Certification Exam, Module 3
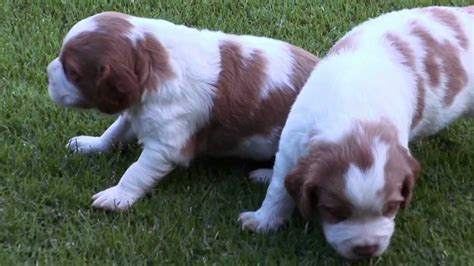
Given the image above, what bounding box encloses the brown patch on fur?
[181,42,318,158]
[411,24,468,106]
[285,134,374,223]
[386,33,425,128]
[59,12,173,114]
[290,46,319,89]
[425,7,468,49]
[382,143,419,221]
[94,12,133,33]
[328,31,360,55]
[285,142,353,223]
[134,33,175,90]
[180,136,197,159]
[412,79,426,127]
[285,121,384,223]
[353,121,419,211]
[285,120,419,223]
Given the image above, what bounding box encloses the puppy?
[239,6,474,259]
[46,12,318,210]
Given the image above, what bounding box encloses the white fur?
[48,13,301,211]
[328,140,394,259]
[240,6,474,259]
[345,140,388,211]
[235,37,296,99]
[323,216,394,260]
[63,17,97,45]
[47,58,84,107]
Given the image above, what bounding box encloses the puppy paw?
[248,168,273,183]
[238,210,284,232]
[92,185,139,211]
[67,136,110,155]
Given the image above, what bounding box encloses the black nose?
[352,244,379,257]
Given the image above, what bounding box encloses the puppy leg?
[92,148,175,211]
[239,156,294,232]
[67,115,135,155]
[248,168,273,183]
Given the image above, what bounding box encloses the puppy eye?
[63,64,80,82]
[320,206,352,223]
[383,201,400,217]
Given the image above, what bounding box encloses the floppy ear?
[284,163,319,220]
[95,64,140,114]
[398,145,420,208]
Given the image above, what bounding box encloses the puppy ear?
[95,64,140,114]
[284,163,319,220]
[398,145,420,208]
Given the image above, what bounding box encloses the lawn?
[1,0,474,264]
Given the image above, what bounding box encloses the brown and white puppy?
[46,12,318,210]
[240,6,474,259]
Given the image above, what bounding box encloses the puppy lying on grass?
[240,6,474,259]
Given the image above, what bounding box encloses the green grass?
[1,0,474,264]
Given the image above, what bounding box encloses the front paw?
[238,210,285,232]
[67,136,109,155]
[92,185,139,211]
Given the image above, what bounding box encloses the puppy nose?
[352,244,379,257]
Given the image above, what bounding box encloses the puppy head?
[46,12,173,114]
[285,121,419,260]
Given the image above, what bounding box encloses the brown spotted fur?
[60,13,173,114]
[182,42,319,158]
[285,120,419,224]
